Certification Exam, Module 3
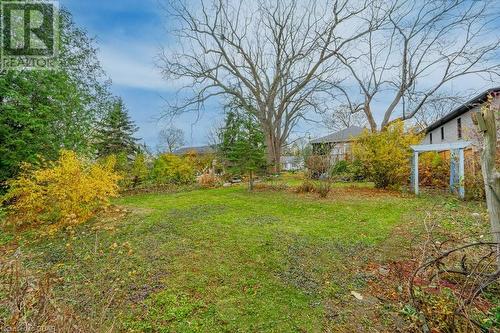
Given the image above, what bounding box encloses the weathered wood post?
[449,148,465,199]
[412,142,471,198]
[475,95,500,269]
[458,148,465,199]
[450,149,459,195]
[412,151,419,195]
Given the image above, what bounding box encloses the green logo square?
[1,1,59,70]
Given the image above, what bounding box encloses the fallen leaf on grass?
[351,291,364,300]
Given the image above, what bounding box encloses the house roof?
[310,126,366,144]
[425,87,500,133]
[174,145,215,155]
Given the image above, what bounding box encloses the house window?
[457,118,462,139]
[430,133,433,144]
[441,127,445,141]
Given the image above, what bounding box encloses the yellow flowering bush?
[352,121,422,189]
[2,150,121,228]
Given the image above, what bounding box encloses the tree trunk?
[273,141,282,173]
[478,96,500,269]
[363,103,377,132]
[248,170,254,191]
[264,132,282,173]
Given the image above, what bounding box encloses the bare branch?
[333,0,500,131]
[158,0,379,169]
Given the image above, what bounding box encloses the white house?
[281,156,304,171]
[414,87,499,198]
[422,87,500,147]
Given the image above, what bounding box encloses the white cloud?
[98,42,167,91]
[97,40,193,92]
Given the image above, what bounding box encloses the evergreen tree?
[0,9,113,189]
[219,110,266,191]
[95,98,139,157]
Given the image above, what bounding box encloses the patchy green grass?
[264,171,374,188]
[1,183,488,332]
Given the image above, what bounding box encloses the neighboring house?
[281,156,304,171]
[422,87,500,147]
[173,145,216,155]
[310,126,366,162]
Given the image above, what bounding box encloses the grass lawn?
[0,181,488,332]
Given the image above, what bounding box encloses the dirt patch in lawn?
[285,183,405,201]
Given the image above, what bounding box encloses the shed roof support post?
[410,142,471,199]
[450,149,458,194]
[458,148,465,199]
[412,151,419,195]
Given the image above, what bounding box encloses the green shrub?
[348,160,365,181]
[352,121,422,189]
[331,160,350,174]
[108,152,150,190]
[151,154,195,185]
[130,153,149,188]
[484,306,500,330]
[330,160,365,182]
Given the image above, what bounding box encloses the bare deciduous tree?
[412,92,470,131]
[335,0,500,131]
[207,120,224,149]
[322,105,367,132]
[159,0,385,171]
[157,126,185,153]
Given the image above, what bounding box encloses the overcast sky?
[62,0,499,150]
[61,0,222,150]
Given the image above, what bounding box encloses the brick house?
[310,126,365,162]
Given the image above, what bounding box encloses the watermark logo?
[1,0,59,70]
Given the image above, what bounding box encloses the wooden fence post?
[412,151,419,195]
[476,96,500,269]
[458,148,465,199]
[450,149,459,194]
